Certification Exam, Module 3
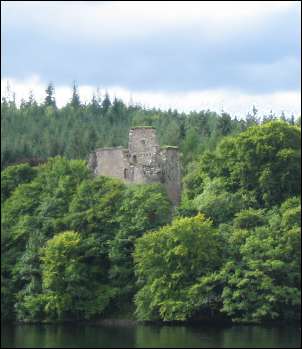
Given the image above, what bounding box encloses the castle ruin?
[88,127,181,206]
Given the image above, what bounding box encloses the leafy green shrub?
[134,214,223,321]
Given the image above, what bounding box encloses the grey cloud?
[1,3,300,93]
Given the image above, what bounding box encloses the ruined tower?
[88,127,181,206]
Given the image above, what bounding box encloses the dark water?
[1,323,300,348]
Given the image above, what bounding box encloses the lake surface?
[1,323,300,348]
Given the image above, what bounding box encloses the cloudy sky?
[1,1,301,117]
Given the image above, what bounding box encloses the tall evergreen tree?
[102,92,111,113]
[70,82,81,108]
[27,90,36,107]
[217,112,232,136]
[90,94,101,114]
[44,83,56,108]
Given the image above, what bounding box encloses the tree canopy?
[1,88,301,325]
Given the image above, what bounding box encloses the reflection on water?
[1,323,300,348]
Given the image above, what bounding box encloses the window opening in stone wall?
[124,168,128,179]
[133,155,137,163]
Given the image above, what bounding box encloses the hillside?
[1,110,300,323]
[2,88,300,172]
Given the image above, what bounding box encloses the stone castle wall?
[88,127,181,205]
[88,147,130,180]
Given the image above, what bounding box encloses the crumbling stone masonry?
[88,127,181,206]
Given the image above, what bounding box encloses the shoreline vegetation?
[1,91,301,326]
[7,317,301,327]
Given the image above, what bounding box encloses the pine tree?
[71,82,81,108]
[252,105,258,118]
[90,94,100,114]
[102,92,111,113]
[27,90,37,108]
[217,112,232,135]
[44,83,56,108]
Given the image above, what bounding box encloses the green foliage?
[1,163,37,202]
[1,157,172,322]
[212,122,300,206]
[134,198,301,324]
[1,157,93,320]
[13,231,46,321]
[44,83,56,108]
[220,198,301,323]
[109,184,171,296]
[2,157,89,246]
[67,176,125,243]
[70,82,81,108]
[133,122,300,324]
[1,107,301,325]
[1,88,256,171]
[217,112,232,136]
[134,214,223,321]
[1,267,15,320]
[233,208,266,229]
[181,121,300,218]
[192,178,257,225]
[40,231,116,320]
